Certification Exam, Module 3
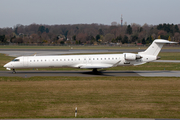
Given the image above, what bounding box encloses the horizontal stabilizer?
[154,39,177,44]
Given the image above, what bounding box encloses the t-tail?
[138,39,177,57]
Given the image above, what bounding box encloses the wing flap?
[79,64,112,69]
[78,60,121,69]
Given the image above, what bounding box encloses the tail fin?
[138,39,177,56]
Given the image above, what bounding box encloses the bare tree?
[104,33,115,43]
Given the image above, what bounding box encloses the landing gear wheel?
[12,69,16,74]
[92,69,98,73]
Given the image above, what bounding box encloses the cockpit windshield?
[12,59,20,62]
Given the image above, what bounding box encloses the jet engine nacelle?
[124,53,142,61]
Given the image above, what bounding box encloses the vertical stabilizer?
[138,39,177,56]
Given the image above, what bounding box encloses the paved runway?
[1,49,180,63]
[1,70,180,77]
[0,49,112,57]
[0,49,180,57]
[152,60,180,63]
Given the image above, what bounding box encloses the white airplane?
[3,39,177,73]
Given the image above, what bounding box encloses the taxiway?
[1,70,180,77]
[0,49,180,57]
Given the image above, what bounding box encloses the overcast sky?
[0,0,180,28]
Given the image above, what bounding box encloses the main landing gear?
[92,68,106,74]
[92,69,98,73]
[12,69,16,74]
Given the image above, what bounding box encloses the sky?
[0,0,180,28]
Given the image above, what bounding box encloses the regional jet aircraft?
[4,39,177,73]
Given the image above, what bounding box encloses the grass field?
[0,76,180,118]
[0,50,180,118]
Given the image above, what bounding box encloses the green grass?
[0,76,180,118]
[159,52,180,60]
[0,54,15,70]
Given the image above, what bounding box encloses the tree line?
[0,23,180,45]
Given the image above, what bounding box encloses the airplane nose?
[4,64,7,68]
[4,63,12,70]
[4,63,9,68]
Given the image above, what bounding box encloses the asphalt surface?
[152,60,180,63]
[0,49,112,57]
[0,49,180,57]
[1,49,180,77]
[1,70,180,77]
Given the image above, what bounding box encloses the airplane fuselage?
[4,53,155,70]
[4,39,177,72]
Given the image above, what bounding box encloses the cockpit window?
[12,59,20,62]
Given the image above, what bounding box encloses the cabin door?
[23,57,28,67]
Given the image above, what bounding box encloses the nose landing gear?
[12,69,16,74]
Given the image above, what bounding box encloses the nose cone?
[4,64,7,68]
[4,63,9,68]
[4,63,11,70]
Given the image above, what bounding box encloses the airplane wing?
[79,64,112,69]
[78,60,121,69]
[133,62,146,66]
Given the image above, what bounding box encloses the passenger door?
[23,57,28,67]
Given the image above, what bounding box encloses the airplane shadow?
[82,71,113,76]
[2,70,172,77]
[5,70,114,76]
